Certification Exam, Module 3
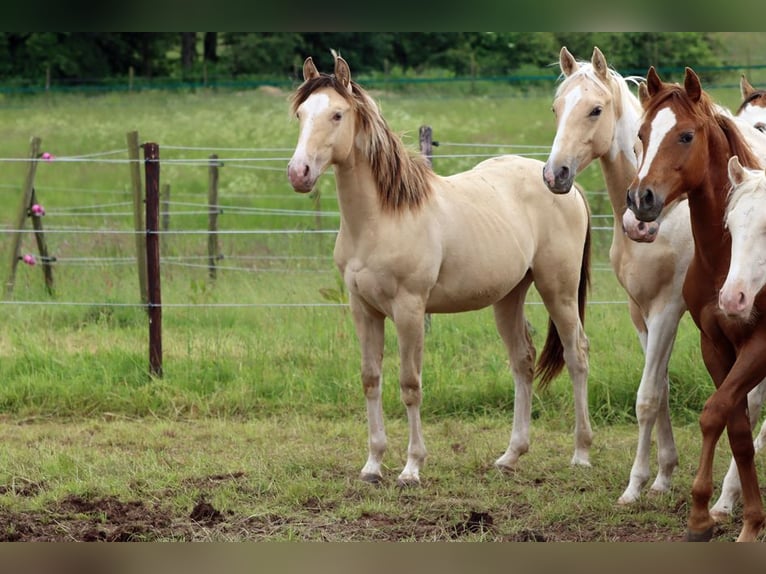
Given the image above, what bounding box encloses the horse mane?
[290,73,434,214]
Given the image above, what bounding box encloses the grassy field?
[0,72,763,541]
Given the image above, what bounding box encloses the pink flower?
[22,254,36,266]
[31,203,45,216]
[41,152,54,161]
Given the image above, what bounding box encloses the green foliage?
[0,32,744,91]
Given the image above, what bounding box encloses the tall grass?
[0,83,722,426]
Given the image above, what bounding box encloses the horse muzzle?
[626,186,664,223]
[287,161,317,193]
[542,162,575,194]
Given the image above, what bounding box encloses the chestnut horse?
[627,66,766,542]
[287,54,593,486]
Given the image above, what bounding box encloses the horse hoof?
[360,472,383,485]
[686,526,714,542]
[494,463,516,476]
[396,477,420,488]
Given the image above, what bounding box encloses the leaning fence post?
[143,142,163,378]
[5,136,42,299]
[128,131,149,306]
[29,188,54,295]
[207,154,221,280]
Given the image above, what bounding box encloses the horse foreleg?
[619,305,683,505]
[392,296,427,486]
[350,297,387,483]
[711,379,766,521]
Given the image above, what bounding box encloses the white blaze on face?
[549,85,582,159]
[637,107,677,180]
[292,93,330,162]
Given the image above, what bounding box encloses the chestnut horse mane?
[290,73,433,213]
[645,82,761,172]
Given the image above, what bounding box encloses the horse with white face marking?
[543,46,692,506]
[288,54,593,486]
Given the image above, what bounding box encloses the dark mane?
[290,73,434,214]
[736,89,766,115]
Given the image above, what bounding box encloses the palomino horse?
[543,46,691,506]
[287,53,593,486]
[737,74,766,133]
[627,66,766,542]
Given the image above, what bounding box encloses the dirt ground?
[0,474,744,542]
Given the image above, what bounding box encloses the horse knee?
[362,372,381,399]
[399,376,422,407]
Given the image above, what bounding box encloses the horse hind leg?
[535,279,592,467]
[492,277,536,473]
[710,379,766,521]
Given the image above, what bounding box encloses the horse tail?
[535,194,591,389]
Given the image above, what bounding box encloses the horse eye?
[680,132,694,144]
[589,106,602,117]
[332,112,343,121]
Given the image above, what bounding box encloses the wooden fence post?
[207,154,221,280]
[127,131,148,306]
[29,188,54,295]
[5,136,42,299]
[143,142,163,378]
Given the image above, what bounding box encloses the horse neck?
[601,80,641,221]
[600,152,637,221]
[333,149,383,236]
[687,136,732,271]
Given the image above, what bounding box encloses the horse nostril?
[302,165,310,178]
[625,191,635,210]
[642,189,655,208]
[558,166,570,181]
[738,292,746,307]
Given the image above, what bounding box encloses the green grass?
[0,81,759,541]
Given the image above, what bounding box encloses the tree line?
[0,33,725,86]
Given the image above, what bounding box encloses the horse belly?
[426,260,527,313]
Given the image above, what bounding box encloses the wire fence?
[2,140,628,310]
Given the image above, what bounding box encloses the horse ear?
[684,67,702,103]
[591,46,608,81]
[637,81,649,107]
[728,155,746,187]
[741,74,756,100]
[334,54,353,94]
[646,66,662,97]
[560,46,578,77]
[303,57,320,82]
